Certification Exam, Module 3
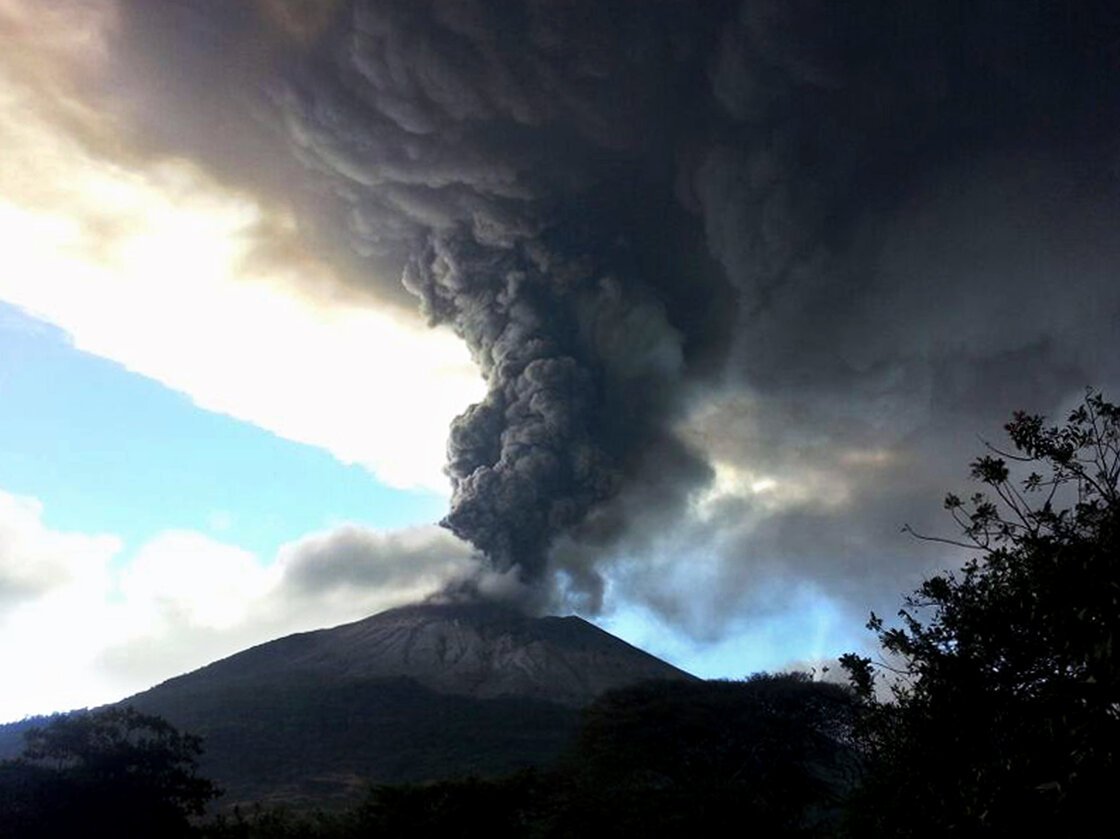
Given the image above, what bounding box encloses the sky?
[2,0,1119,722]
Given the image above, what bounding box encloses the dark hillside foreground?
[130,673,582,807]
[195,673,861,839]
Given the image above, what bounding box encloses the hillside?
[147,601,694,708]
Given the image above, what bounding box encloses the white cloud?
[118,532,272,632]
[0,3,485,492]
[0,489,119,607]
[0,487,122,720]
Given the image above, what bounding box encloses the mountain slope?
[153,602,693,708]
[129,673,581,807]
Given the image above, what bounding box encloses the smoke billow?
[270,0,1120,590]
[269,0,727,585]
[110,0,1120,622]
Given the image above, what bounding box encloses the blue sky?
[0,302,447,563]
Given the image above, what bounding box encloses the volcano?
[75,603,693,806]
[155,601,695,708]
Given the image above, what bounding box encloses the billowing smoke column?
[256,0,1120,600]
[275,0,722,582]
[406,240,618,576]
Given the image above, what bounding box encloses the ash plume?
[110,0,1120,621]
[270,0,725,584]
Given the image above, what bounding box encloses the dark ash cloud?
[264,0,726,583]
[109,0,1120,629]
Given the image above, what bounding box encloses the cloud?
[118,532,269,632]
[0,487,122,720]
[0,488,119,610]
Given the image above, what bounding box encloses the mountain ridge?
[147,601,695,708]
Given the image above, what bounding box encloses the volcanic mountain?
[154,601,695,709]
[3,603,694,807]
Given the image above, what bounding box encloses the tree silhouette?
[842,389,1120,836]
[552,674,859,837]
[0,706,218,837]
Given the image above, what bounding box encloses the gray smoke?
[267,0,724,583]
[268,0,1120,588]
[109,0,1120,621]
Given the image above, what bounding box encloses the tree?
[551,674,860,837]
[842,390,1120,836]
[0,706,218,837]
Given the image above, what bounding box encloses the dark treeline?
[2,393,1117,837]
[0,706,217,838]
[196,672,857,839]
[0,675,857,839]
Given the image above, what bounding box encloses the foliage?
[194,674,860,839]
[548,674,860,837]
[0,706,218,837]
[842,389,1120,836]
[123,673,581,805]
[200,803,357,839]
[355,773,545,838]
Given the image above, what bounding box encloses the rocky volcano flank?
[164,601,694,709]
